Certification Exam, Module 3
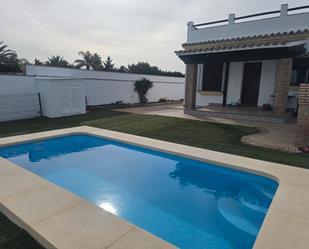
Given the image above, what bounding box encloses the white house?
[176,4,309,121]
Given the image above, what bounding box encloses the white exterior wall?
[187,7,309,43]
[196,60,277,107]
[226,62,244,105]
[226,60,277,106]
[257,60,277,106]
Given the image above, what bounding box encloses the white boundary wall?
[0,66,184,121]
[0,76,41,122]
[26,65,185,105]
[0,93,41,122]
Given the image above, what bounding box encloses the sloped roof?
[175,29,309,55]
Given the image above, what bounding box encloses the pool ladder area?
[216,183,276,249]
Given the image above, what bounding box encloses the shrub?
[159,97,168,102]
[115,100,123,105]
[134,78,153,103]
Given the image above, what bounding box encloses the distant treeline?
[0,42,184,77]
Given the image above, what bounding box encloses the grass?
[0,109,308,169]
[0,108,308,248]
[0,212,44,249]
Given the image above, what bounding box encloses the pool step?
[238,188,267,223]
[217,197,259,249]
[248,183,276,204]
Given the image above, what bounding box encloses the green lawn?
[0,109,308,248]
[0,109,308,169]
[0,212,44,249]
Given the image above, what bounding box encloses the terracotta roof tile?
[176,29,309,55]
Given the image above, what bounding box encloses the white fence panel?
[0,93,41,122]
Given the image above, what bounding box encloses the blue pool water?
[0,135,278,249]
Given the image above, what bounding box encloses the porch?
[176,4,309,147]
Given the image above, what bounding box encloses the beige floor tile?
[300,225,309,249]
[0,169,45,200]
[0,158,21,175]
[2,182,82,225]
[254,208,309,249]
[271,184,309,220]
[33,201,134,249]
[108,227,177,249]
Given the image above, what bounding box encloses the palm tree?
[45,55,69,67]
[0,41,15,63]
[34,58,44,65]
[103,56,115,71]
[75,51,93,70]
[91,53,103,70]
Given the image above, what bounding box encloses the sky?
[0,0,308,72]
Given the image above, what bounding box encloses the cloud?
[1,0,308,72]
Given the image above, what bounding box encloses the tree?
[117,65,128,73]
[134,78,153,103]
[34,58,44,65]
[75,51,104,70]
[75,51,93,70]
[103,56,115,71]
[127,61,184,77]
[45,55,69,67]
[0,41,15,63]
[128,62,154,75]
[19,58,30,65]
[91,53,103,70]
[0,42,22,72]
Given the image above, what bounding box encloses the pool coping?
[0,126,308,249]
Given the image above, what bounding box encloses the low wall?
[0,75,41,122]
[26,65,185,105]
[0,93,41,122]
[83,79,184,105]
[0,75,37,94]
[0,67,184,121]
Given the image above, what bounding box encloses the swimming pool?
[0,134,278,249]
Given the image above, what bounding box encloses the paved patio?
[119,104,298,153]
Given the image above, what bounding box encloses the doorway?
[241,62,262,106]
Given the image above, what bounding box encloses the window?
[201,62,224,91]
[290,61,309,86]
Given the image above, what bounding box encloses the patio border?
[0,126,308,249]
